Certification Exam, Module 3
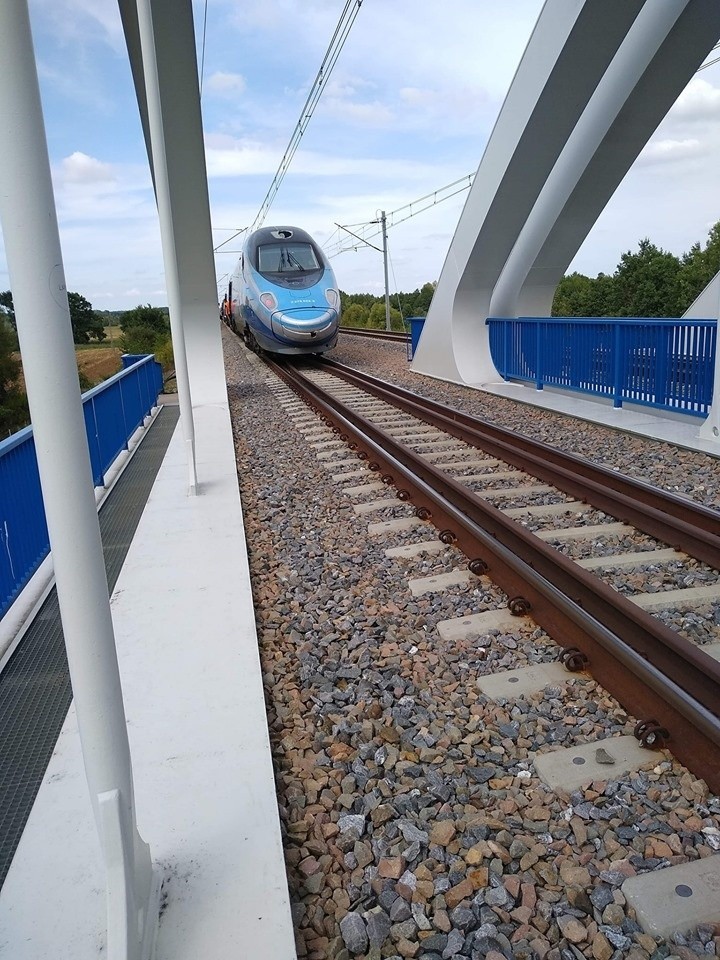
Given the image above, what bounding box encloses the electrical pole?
[381,210,391,331]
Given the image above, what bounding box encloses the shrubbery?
[119,305,173,381]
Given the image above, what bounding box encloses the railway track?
[340,326,409,342]
[266,355,720,792]
[227,332,720,957]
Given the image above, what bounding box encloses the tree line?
[0,294,171,437]
[552,221,720,318]
[1,221,719,437]
[340,282,436,330]
[341,221,720,325]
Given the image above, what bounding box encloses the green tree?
[367,301,402,330]
[119,303,171,369]
[119,304,169,334]
[118,304,173,382]
[3,289,107,343]
[551,272,616,316]
[0,291,15,329]
[415,281,436,316]
[120,325,166,355]
[611,239,683,317]
[0,322,29,436]
[343,302,369,326]
[68,291,106,343]
[676,221,720,312]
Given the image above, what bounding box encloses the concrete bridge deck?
[0,398,296,959]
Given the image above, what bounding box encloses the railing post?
[656,324,670,408]
[699,304,720,441]
[612,322,623,408]
[536,320,544,390]
[89,395,105,487]
[116,372,131,451]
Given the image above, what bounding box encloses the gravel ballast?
[224,328,720,960]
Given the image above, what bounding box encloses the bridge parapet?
[0,354,163,620]
[487,316,716,416]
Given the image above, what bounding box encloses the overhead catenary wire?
[698,52,720,72]
[248,0,364,233]
[214,226,248,253]
[198,0,209,98]
[324,41,720,262]
[324,173,475,258]
[694,41,720,72]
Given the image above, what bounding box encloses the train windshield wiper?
[287,251,305,271]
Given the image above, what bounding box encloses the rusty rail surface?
[267,357,720,791]
[339,327,408,342]
[319,357,720,567]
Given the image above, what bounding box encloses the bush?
[0,390,29,438]
[119,304,169,334]
[120,324,166,355]
[152,336,174,373]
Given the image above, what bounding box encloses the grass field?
[76,346,123,384]
[75,327,123,385]
[12,327,171,396]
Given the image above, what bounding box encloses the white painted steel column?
[0,4,157,959]
[488,0,690,320]
[118,0,228,409]
[698,276,720,444]
[135,0,198,495]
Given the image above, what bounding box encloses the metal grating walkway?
[0,404,180,890]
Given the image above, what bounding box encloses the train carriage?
[227,225,340,355]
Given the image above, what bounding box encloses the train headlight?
[260,292,278,311]
[325,288,339,308]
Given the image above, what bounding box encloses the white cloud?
[638,138,705,167]
[321,98,395,127]
[204,72,247,98]
[60,151,116,184]
[31,0,125,52]
[204,136,448,182]
[672,77,720,123]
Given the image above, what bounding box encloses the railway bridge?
[0,2,719,959]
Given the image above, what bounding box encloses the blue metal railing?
[487,316,716,417]
[0,354,163,619]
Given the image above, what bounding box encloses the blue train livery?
[226,225,340,355]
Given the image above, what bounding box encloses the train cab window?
[257,242,321,274]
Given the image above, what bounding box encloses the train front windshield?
[257,242,321,275]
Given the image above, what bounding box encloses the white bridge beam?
[411,0,648,384]
[118,0,228,433]
[500,0,720,320]
[411,0,720,392]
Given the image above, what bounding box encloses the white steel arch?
[497,0,720,321]
[410,0,648,384]
[411,0,720,389]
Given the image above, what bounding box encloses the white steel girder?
[411,0,720,395]
[118,0,227,411]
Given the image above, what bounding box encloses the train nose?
[271,307,337,343]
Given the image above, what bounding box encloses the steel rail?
[318,358,720,567]
[268,358,720,791]
[339,327,408,342]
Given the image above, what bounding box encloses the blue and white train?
[226,226,340,355]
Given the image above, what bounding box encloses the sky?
[0,0,719,311]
